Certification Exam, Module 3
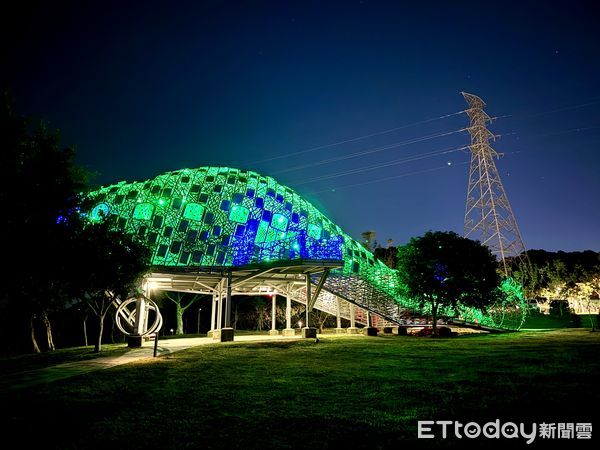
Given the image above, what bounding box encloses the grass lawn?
[0,343,130,376]
[1,329,598,448]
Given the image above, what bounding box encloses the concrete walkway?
[0,334,305,392]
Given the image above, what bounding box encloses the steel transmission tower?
[462,92,529,276]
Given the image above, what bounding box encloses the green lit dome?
[86,166,526,329]
[87,166,370,268]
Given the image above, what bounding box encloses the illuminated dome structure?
[87,166,525,330]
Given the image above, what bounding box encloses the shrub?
[437,326,452,337]
[414,327,433,337]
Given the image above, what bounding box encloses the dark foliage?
[0,93,88,353]
[396,231,502,334]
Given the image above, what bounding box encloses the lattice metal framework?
[87,165,526,329]
[462,92,530,276]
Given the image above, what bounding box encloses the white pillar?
[347,302,358,334]
[271,296,277,330]
[302,276,316,338]
[217,293,223,331]
[286,294,291,329]
[210,294,217,331]
[225,270,232,328]
[283,293,294,336]
[269,295,279,335]
[305,276,311,328]
[335,297,344,333]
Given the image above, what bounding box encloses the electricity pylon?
[462,92,529,276]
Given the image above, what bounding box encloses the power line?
[502,98,600,121]
[246,98,598,169]
[246,110,465,165]
[290,145,469,185]
[271,128,466,175]
[516,125,600,140]
[306,162,469,195]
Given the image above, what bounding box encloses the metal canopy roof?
[146,259,343,296]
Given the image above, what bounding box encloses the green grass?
[2,330,599,449]
[522,311,590,329]
[0,343,129,376]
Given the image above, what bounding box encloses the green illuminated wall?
[86,166,526,329]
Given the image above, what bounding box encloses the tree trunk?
[431,304,438,336]
[233,304,239,330]
[256,307,263,331]
[176,303,184,335]
[83,314,88,346]
[109,313,116,343]
[95,313,106,353]
[41,310,56,351]
[30,315,41,353]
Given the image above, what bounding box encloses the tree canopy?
[0,94,151,354]
[70,219,151,351]
[0,93,88,352]
[396,231,502,334]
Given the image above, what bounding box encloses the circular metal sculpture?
[115,296,163,337]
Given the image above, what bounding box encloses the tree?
[396,231,502,335]
[251,297,270,331]
[523,250,600,312]
[70,220,151,352]
[0,93,87,353]
[165,292,202,335]
[374,243,397,269]
[311,309,335,333]
[361,230,376,252]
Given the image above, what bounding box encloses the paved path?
[0,334,305,392]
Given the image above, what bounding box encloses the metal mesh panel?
[87,166,526,329]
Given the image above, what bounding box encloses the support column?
[207,293,217,338]
[364,310,378,336]
[269,295,279,335]
[283,292,295,336]
[216,291,223,330]
[335,297,344,334]
[219,270,234,342]
[347,302,359,334]
[305,277,310,327]
[302,275,317,338]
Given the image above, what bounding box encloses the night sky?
[3,0,599,252]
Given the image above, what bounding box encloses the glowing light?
[229,205,249,224]
[271,213,288,231]
[90,203,110,222]
[183,202,205,221]
[308,223,322,239]
[133,203,154,220]
[85,166,527,330]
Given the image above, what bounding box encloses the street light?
[197,307,202,334]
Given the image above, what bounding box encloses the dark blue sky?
[4,0,599,251]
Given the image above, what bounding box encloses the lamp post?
[197,307,202,334]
